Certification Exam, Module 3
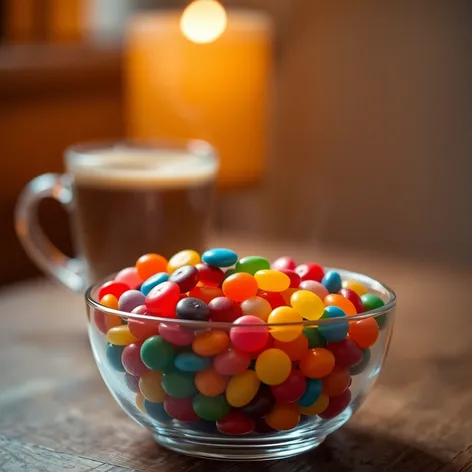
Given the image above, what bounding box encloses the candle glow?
[180,0,227,44]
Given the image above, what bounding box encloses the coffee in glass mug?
[15,140,218,291]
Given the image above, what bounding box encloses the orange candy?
[300,348,335,379]
[189,285,223,304]
[193,330,230,357]
[299,393,329,416]
[135,393,146,412]
[265,403,301,431]
[322,366,351,397]
[139,371,166,403]
[324,294,357,316]
[348,318,379,348]
[195,368,229,397]
[222,273,259,302]
[96,294,122,332]
[273,334,309,361]
[128,318,160,341]
[136,253,168,280]
[281,287,298,305]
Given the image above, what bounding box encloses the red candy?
[122,342,149,377]
[295,263,324,282]
[98,281,130,300]
[214,348,251,376]
[327,339,363,368]
[145,281,180,317]
[164,396,198,422]
[338,288,364,314]
[196,263,225,287]
[318,389,352,419]
[278,269,301,288]
[271,369,306,403]
[271,256,296,271]
[208,297,242,323]
[322,366,351,397]
[217,411,255,435]
[128,306,160,340]
[258,291,285,309]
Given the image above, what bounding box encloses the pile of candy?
[95,248,386,435]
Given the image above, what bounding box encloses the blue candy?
[202,248,238,268]
[144,400,172,422]
[106,343,125,372]
[322,270,342,293]
[298,378,322,407]
[174,352,211,372]
[141,272,169,296]
[318,306,349,342]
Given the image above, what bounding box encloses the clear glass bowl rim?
[85,267,396,329]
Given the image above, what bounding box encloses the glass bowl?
[85,267,396,461]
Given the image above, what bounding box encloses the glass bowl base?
[151,411,351,461]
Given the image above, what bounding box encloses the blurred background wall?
[0,0,471,285]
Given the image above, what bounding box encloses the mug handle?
[15,173,87,292]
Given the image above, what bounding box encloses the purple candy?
[119,290,146,313]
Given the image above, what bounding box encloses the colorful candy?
[145,281,180,317]
[193,394,230,421]
[268,307,303,342]
[140,336,176,371]
[97,247,393,437]
[240,296,272,321]
[322,270,342,294]
[255,348,291,385]
[222,273,259,302]
[230,315,269,353]
[295,263,324,282]
[254,270,290,292]
[202,248,238,268]
[299,348,335,378]
[195,368,229,396]
[169,265,200,293]
[136,253,168,281]
[290,290,324,320]
[140,272,169,296]
[226,370,260,407]
[217,411,255,435]
[176,297,210,321]
[167,249,200,274]
[118,290,146,313]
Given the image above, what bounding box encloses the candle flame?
[180,0,227,44]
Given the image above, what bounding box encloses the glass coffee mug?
[15,140,218,292]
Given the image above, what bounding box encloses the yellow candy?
[342,280,368,296]
[167,249,201,274]
[255,348,291,385]
[106,325,138,346]
[135,393,146,412]
[268,306,303,342]
[139,371,166,403]
[299,393,329,416]
[254,270,290,292]
[290,290,325,321]
[240,296,272,321]
[226,370,260,407]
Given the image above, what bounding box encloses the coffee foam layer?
[67,147,218,189]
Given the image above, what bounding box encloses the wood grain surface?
[0,235,471,472]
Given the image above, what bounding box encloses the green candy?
[193,394,230,421]
[350,348,371,376]
[303,328,327,348]
[162,370,196,398]
[235,256,270,275]
[140,336,175,371]
[361,294,386,329]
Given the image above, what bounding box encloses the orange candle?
[125,3,272,187]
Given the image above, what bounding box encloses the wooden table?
[1,236,471,472]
